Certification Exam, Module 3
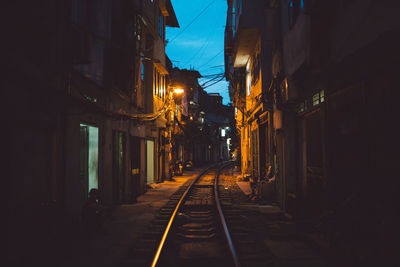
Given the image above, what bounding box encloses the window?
[133,15,141,41]
[153,66,166,100]
[297,90,325,113]
[141,58,145,81]
[246,59,251,96]
[312,89,325,106]
[312,93,319,106]
[297,102,305,113]
[158,13,165,40]
[252,52,260,85]
[221,129,226,137]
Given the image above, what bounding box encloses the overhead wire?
[168,0,216,44]
[202,76,225,89]
[200,73,225,87]
[182,22,218,66]
[197,49,224,70]
[185,24,220,67]
[209,64,225,69]
[201,72,225,78]
[195,25,224,66]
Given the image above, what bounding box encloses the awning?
[154,62,169,75]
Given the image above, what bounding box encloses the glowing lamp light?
[173,88,184,94]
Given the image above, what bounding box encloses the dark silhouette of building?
[5,1,179,264]
[225,0,400,264]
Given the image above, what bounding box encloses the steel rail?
[150,164,217,267]
[214,161,241,267]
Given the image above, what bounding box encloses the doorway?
[258,122,270,177]
[251,129,259,177]
[130,136,141,202]
[146,140,155,184]
[79,124,99,195]
[300,109,324,215]
[113,131,125,204]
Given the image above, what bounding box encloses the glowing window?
[312,93,319,106]
[246,59,251,96]
[312,89,325,106]
[320,89,325,103]
[297,102,305,113]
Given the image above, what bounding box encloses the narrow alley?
[5,1,400,266]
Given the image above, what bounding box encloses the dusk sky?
[166,0,230,104]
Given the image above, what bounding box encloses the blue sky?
[166,0,230,104]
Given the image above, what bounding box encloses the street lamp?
[173,88,184,94]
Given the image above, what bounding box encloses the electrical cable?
[202,76,225,89]
[168,0,216,44]
[209,64,225,68]
[182,23,217,66]
[201,72,225,78]
[197,49,224,70]
[200,74,225,87]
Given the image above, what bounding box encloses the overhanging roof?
[165,0,179,28]
[233,28,259,67]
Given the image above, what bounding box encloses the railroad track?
[122,164,326,267]
[122,163,240,267]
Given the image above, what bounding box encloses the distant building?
[168,67,235,166]
[201,93,234,162]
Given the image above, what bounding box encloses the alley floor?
[58,171,199,267]
[18,167,336,267]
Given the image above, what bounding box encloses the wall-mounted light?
[173,88,184,94]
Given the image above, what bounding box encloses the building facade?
[6,2,179,258]
[226,0,400,212]
[225,0,400,259]
[225,0,276,189]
